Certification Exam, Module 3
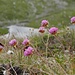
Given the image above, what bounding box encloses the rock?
[0,25,47,39]
[69,25,75,30]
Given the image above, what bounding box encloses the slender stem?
[41,34,46,45]
[54,35,65,53]
[9,55,17,75]
[46,34,49,58]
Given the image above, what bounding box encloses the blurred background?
[0,0,75,35]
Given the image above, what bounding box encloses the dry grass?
[0,28,75,75]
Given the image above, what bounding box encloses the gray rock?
[0,25,47,39]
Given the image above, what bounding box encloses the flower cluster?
[41,20,49,27]
[7,16,75,57]
[9,38,33,56]
[39,20,58,35]
[22,39,34,56]
[71,16,75,24]
[39,27,45,33]
[9,39,17,48]
[39,20,49,33]
[24,46,33,56]
[49,27,58,35]
[22,39,30,46]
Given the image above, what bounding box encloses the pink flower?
[22,39,30,46]
[0,43,4,52]
[71,16,75,23]
[0,45,4,52]
[39,27,45,33]
[24,46,33,56]
[49,27,58,35]
[41,20,49,27]
[9,39,17,46]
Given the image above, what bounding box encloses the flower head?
[24,46,33,56]
[22,39,30,46]
[49,27,58,35]
[0,45,4,52]
[39,27,45,33]
[7,50,14,55]
[3,70,7,75]
[41,20,49,27]
[71,16,75,23]
[9,39,17,46]
[0,43,4,52]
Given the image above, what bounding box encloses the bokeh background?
[0,0,75,34]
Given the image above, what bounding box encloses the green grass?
[0,0,75,33]
[27,9,75,28]
[0,0,75,28]
[0,28,8,35]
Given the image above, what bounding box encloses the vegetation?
[0,28,8,35]
[0,25,75,75]
[0,0,75,28]
[0,0,75,75]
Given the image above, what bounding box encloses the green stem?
[46,34,49,58]
[9,55,17,75]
